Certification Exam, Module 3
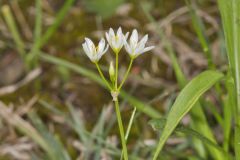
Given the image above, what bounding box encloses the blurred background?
[0,0,227,159]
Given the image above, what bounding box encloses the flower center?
[95,46,99,54]
[115,36,119,42]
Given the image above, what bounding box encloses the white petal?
[109,28,115,37]
[140,46,155,54]
[85,38,95,54]
[139,35,148,46]
[82,43,89,54]
[117,37,123,49]
[130,29,138,47]
[135,35,148,54]
[123,33,129,45]
[103,44,109,54]
[82,43,90,56]
[116,31,128,49]
[97,38,105,53]
[85,38,94,47]
[124,43,133,56]
[117,27,123,37]
[105,32,110,43]
[97,44,108,61]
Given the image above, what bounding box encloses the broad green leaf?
[153,70,224,160]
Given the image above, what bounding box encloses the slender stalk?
[125,107,136,141]
[95,63,112,91]
[115,53,119,89]
[120,107,136,160]
[118,58,134,91]
[2,5,25,57]
[232,0,240,159]
[114,98,128,160]
[27,0,75,65]
[232,0,240,121]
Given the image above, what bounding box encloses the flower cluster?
[82,28,155,160]
[82,27,154,62]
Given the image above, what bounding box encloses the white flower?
[105,27,129,53]
[124,29,155,58]
[82,38,109,63]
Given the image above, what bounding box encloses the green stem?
[114,98,128,160]
[232,1,240,159]
[118,58,134,91]
[120,107,137,160]
[2,5,25,58]
[115,53,119,90]
[95,63,112,91]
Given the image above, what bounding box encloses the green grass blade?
[223,74,235,151]
[28,111,71,160]
[66,102,89,144]
[120,107,137,160]
[34,0,42,42]
[25,0,42,68]
[185,0,214,69]
[27,0,75,67]
[217,1,234,67]
[149,118,231,158]
[142,4,223,159]
[153,70,224,160]
[232,0,240,120]
[91,106,109,160]
[231,0,240,120]
[125,107,136,141]
[1,5,25,57]
[141,3,185,86]
[218,1,240,158]
[176,127,231,158]
[235,126,240,159]
[40,100,121,158]
[40,53,161,118]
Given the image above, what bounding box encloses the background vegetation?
[0,0,238,159]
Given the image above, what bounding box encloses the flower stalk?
[95,63,112,91]
[82,27,154,160]
[118,58,134,91]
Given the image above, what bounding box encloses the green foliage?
[142,3,224,159]
[218,0,240,158]
[83,0,125,18]
[149,118,231,159]
[1,0,75,69]
[28,112,71,160]
[153,70,224,159]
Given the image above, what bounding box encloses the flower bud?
[109,61,115,83]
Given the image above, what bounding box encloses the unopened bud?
[109,61,115,83]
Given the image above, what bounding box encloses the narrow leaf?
[153,70,224,159]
